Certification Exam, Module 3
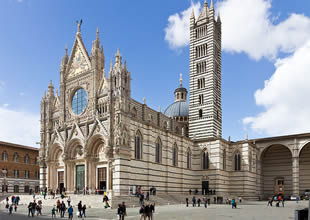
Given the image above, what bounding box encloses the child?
[9,205,13,214]
[51,206,56,218]
[14,204,17,212]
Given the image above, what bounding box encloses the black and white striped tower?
[189,0,222,140]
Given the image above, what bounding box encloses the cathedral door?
[98,167,107,194]
[76,165,85,192]
[58,171,64,192]
[275,178,284,195]
[202,181,209,195]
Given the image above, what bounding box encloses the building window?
[202,150,209,170]
[72,88,88,115]
[234,152,241,171]
[199,94,204,104]
[13,169,19,178]
[249,152,252,172]
[24,170,30,179]
[134,131,142,160]
[2,151,8,161]
[35,171,39,179]
[199,109,203,118]
[24,155,30,164]
[187,149,191,169]
[172,144,178,167]
[14,185,19,193]
[24,185,30,193]
[223,149,226,170]
[13,152,19,162]
[155,138,162,164]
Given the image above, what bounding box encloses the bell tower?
[189,0,222,140]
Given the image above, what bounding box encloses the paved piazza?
[0,201,308,220]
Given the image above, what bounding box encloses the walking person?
[28,202,33,217]
[9,204,13,215]
[144,203,151,220]
[282,198,285,207]
[186,198,189,207]
[197,198,201,207]
[121,202,127,220]
[231,198,237,209]
[118,204,124,220]
[78,201,83,218]
[192,196,196,207]
[139,205,146,220]
[51,206,56,218]
[203,196,207,208]
[67,196,71,207]
[82,204,87,218]
[60,201,66,218]
[150,203,155,220]
[68,206,73,220]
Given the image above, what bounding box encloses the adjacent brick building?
[0,141,39,193]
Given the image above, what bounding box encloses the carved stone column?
[292,156,300,196]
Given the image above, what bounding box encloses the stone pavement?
[0,200,308,220]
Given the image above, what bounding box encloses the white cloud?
[165,0,310,60]
[2,104,9,108]
[243,40,310,136]
[0,107,40,147]
[164,1,201,49]
[217,0,310,60]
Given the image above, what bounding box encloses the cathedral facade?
[39,1,310,199]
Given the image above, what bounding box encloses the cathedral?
[39,1,310,200]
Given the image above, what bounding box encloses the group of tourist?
[27,200,43,217]
[267,195,285,207]
[4,195,20,215]
[186,196,208,208]
[138,202,155,220]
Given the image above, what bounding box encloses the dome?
[164,101,189,118]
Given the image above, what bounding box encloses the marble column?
[292,156,300,196]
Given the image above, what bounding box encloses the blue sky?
[1,0,310,146]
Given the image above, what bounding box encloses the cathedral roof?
[164,101,189,118]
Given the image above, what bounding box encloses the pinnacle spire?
[204,0,208,7]
[179,73,183,86]
[110,59,113,71]
[191,8,195,18]
[210,0,214,10]
[65,44,68,56]
[217,12,221,22]
[116,48,120,57]
[96,27,99,40]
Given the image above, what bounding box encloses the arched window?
[155,138,162,164]
[187,149,191,169]
[13,169,19,178]
[24,154,30,164]
[172,144,178,167]
[13,152,19,162]
[134,131,142,160]
[2,151,8,161]
[202,150,209,170]
[234,151,241,171]
[223,149,226,170]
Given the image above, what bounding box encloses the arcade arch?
[261,144,292,199]
[299,143,310,193]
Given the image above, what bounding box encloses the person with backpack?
[68,206,74,220]
[51,206,56,218]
